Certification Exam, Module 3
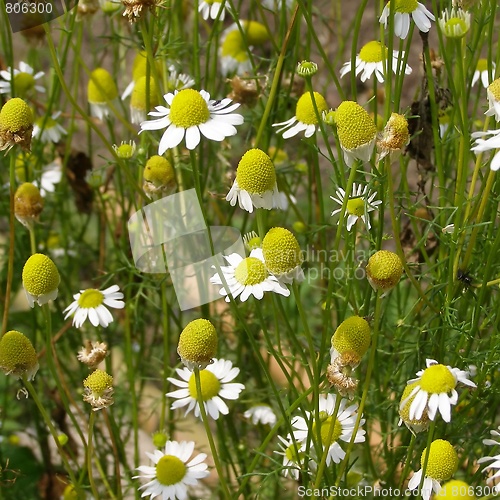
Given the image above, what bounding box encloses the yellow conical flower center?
[132,51,148,81]
[78,289,105,309]
[332,316,371,358]
[380,113,409,151]
[420,439,458,481]
[0,330,38,379]
[236,148,276,194]
[392,0,418,13]
[13,72,36,94]
[131,76,158,111]
[313,414,342,447]
[334,101,377,150]
[399,381,429,424]
[88,68,118,104]
[244,21,269,45]
[22,253,60,296]
[156,455,186,486]
[488,78,500,100]
[83,369,113,395]
[477,58,488,72]
[15,182,43,220]
[0,98,34,131]
[221,31,248,61]
[168,89,210,128]
[262,227,302,275]
[359,41,386,63]
[234,257,267,286]
[177,318,218,366]
[285,442,305,463]
[295,92,328,125]
[366,250,403,291]
[346,197,365,217]
[437,480,475,500]
[188,369,221,401]
[144,155,175,187]
[419,364,456,394]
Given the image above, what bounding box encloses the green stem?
[87,411,99,499]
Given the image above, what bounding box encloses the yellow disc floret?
[156,455,187,485]
[393,0,418,13]
[177,318,218,370]
[234,257,267,285]
[420,439,458,481]
[0,330,39,380]
[143,155,175,187]
[334,101,377,150]
[188,369,221,400]
[168,89,210,128]
[14,182,43,227]
[419,364,456,394]
[131,76,159,111]
[399,381,429,432]
[313,414,342,447]
[88,68,118,104]
[366,250,403,292]
[83,369,113,395]
[262,227,302,275]
[476,59,488,72]
[295,92,328,125]
[0,98,34,152]
[243,20,269,45]
[236,148,276,194]
[22,253,60,299]
[488,78,500,101]
[378,113,409,153]
[14,72,36,95]
[332,316,371,360]
[359,41,386,63]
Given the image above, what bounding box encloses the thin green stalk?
[87,411,99,499]
[417,420,436,495]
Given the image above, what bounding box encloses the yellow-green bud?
[0,98,34,152]
[152,431,169,448]
[297,61,318,77]
[331,316,371,363]
[177,318,218,370]
[0,330,39,380]
[113,140,136,159]
[366,250,403,293]
[22,253,60,307]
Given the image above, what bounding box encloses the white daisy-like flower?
[339,41,412,83]
[63,285,125,328]
[33,112,67,144]
[0,62,45,96]
[472,59,496,89]
[199,0,226,20]
[400,358,476,423]
[34,161,63,197]
[273,91,328,139]
[166,358,245,420]
[471,128,500,171]
[330,183,382,231]
[165,65,195,93]
[379,0,435,40]
[477,427,500,484]
[244,405,277,426]
[210,248,290,302]
[275,434,312,481]
[486,77,500,121]
[139,89,243,154]
[134,440,209,500]
[291,393,366,467]
[408,439,458,500]
[225,148,286,214]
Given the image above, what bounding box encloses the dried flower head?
[121,0,161,22]
[14,182,43,229]
[0,98,34,152]
[77,340,108,368]
[83,369,114,410]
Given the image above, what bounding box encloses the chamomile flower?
[177,318,218,371]
[273,91,328,139]
[83,369,114,410]
[0,62,45,96]
[340,41,411,83]
[400,359,476,423]
[477,426,500,484]
[225,148,286,213]
[63,285,125,328]
[471,128,500,171]
[33,111,67,143]
[398,381,430,433]
[199,0,226,20]
[275,435,310,481]
[330,101,377,166]
[14,182,43,229]
[0,97,34,152]
[408,439,458,500]
[366,250,403,294]
[438,7,470,39]
[472,59,495,88]
[0,330,39,381]
[140,89,243,154]
[134,441,209,500]
[379,0,435,40]
[22,253,60,307]
[130,76,159,124]
[377,112,410,159]
[210,248,290,302]
[87,68,118,120]
[485,77,500,121]
[330,183,381,231]
[166,358,245,420]
[291,393,365,466]
[165,65,195,93]
[244,405,277,426]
